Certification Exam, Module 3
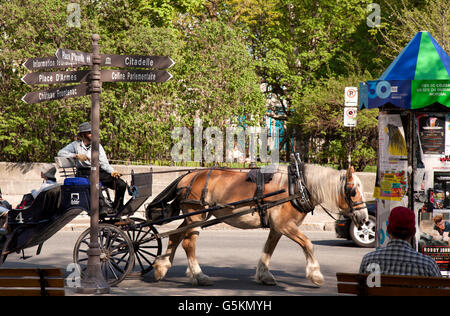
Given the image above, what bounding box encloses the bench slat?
[0,278,64,288]
[0,268,65,296]
[367,286,450,296]
[0,289,65,296]
[0,268,62,277]
[337,283,360,295]
[337,272,450,296]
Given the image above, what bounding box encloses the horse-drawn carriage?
[0,154,369,287]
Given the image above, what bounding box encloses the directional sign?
[100,69,172,83]
[100,54,175,69]
[21,70,90,85]
[22,84,90,104]
[55,48,92,66]
[22,56,79,71]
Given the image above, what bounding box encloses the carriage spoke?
[106,261,120,281]
[140,245,160,249]
[137,251,155,265]
[136,229,151,243]
[138,248,158,258]
[135,252,145,271]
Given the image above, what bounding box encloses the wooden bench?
[336,272,450,296]
[0,268,65,296]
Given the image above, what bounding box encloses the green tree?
[292,74,378,170]
[204,0,380,166]
[369,0,449,62]
[0,0,265,163]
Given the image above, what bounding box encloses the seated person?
[0,189,12,235]
[16,165,58,210]
[360,206,441,277]
[32,165,58,199]
[57,122,126,212]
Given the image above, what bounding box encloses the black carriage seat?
[3,185,88,255]
[8,186,62,226]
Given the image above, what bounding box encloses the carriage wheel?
[125,218,162,276]
[73,223,135,286]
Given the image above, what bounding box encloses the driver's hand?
[75,153,89,162]
[111,171,121,178]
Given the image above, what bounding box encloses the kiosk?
[359,31,450,275]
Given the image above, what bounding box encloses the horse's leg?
[280,222,324,286]
[153,222,186,281]
[255,228,282,285]
[182,227,213,286]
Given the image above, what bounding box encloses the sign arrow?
[21,84,90,104]
[22,56,80,71]
[55,48,92,66]
[100,69,172,83]
[100,54,175,69]
[21,70,90,85]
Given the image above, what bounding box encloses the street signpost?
[343,107,357,127]
[21,83,89,104]
[22,34,174,295]
[22,56,78,70]
[345,87,358,106]
[55,48,93,66]
[344,87,358,165]
[21,70,90,85]
[101,54,174,69]
[100,69,172,82]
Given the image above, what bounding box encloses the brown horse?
[152,164,368,287]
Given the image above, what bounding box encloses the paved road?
[1,228,372,296]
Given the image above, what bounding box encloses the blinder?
[340,174,367,215]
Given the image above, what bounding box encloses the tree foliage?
[0,0,265,163]
[0,0,444,169]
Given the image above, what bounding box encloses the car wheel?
[349,215,376,248]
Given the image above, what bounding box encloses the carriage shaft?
[146,189,286,227]
[152,191,301,240]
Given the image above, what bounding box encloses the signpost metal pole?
[76,34,109,294]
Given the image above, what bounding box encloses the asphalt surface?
[1,228,372,296]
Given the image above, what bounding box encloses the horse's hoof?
[255,273,277,286]
[153,257,171,281]
[191,272,213,286]
[255,261,277,285]
[310,271,324,287]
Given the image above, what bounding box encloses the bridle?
[341,174,367,214]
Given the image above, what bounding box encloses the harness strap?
[200,169,213,206]
[319,204,337,221]
[184,171,202,200]
[288,158,315,214]
[341,175,366,212]
[254,169,269,228]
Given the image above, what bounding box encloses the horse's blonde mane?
[276,164,364,214]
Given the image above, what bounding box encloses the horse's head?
[338,166,368,228]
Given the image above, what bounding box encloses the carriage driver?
[57,122,126,212]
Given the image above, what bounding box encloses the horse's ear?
[346,166,355,181]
